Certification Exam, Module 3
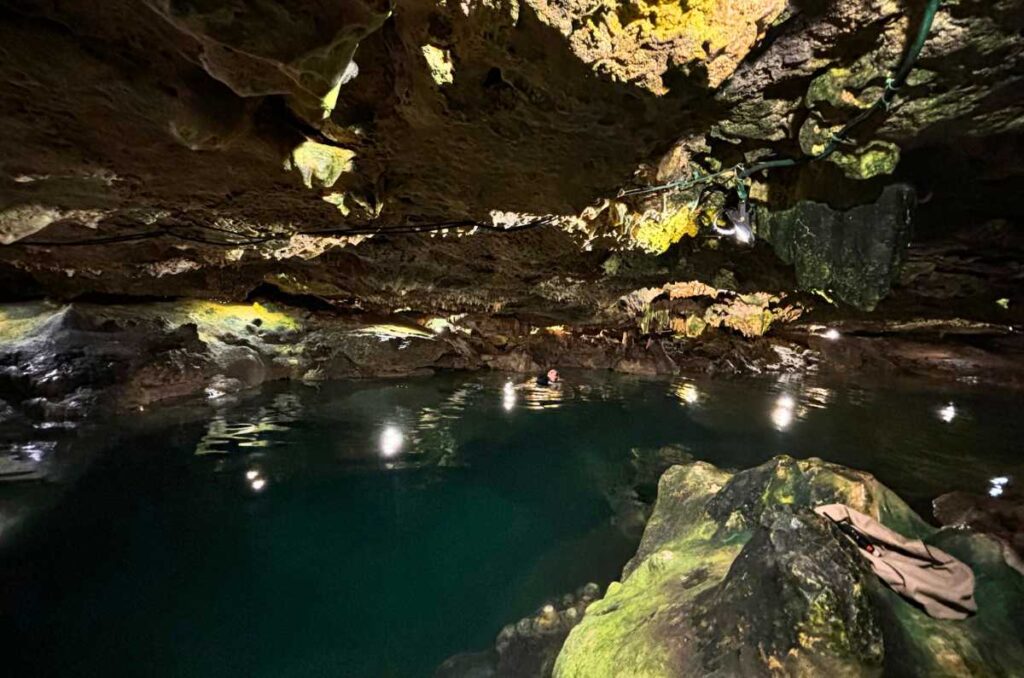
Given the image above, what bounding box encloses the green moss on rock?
[554,456,1024,677]
[759,184,915,311]
[832,140,902,180]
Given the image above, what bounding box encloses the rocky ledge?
[4,297,1024,439]
[550,456,1024,677]
[1,0,1023,330]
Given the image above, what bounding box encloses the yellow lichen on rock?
[630,205,700,254]
[422,44,455,86]
[182,301,301,342]
[615,0,763,58]
[0,302,61,343]
[624,281,802,338]
[322,192,350,216]
[285,140,356,189]
[542,0,787,92]
[671,314,707,338]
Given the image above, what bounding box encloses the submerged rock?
[935,490,1024,574]
[555,456,1024,677]
[629,444,694,504]
[436,583,603,678]
[603,444,697,541]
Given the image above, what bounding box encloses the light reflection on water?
[671,380,700,405]
[802,386,834,410]
[2,370,1023,678]
[94,369,1017,524]
[178,372,1019,506]
[519,384,573,411]
[771,393,798,431]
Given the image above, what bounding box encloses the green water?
[0,372,1021,677]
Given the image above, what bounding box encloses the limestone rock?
[437,583,603,678]
[0,301,483,422]
[555,456,1024,677]
[760,184,915,310]
[0,0,1021,310]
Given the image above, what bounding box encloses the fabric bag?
[814,503,976,620]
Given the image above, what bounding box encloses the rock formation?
[555,456,1024,677]
[0,0,1021,320]
[0,0,1023,413]
[436,583,604,678]
[1,5,1022,671]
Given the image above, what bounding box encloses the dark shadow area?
[245,281,338,312]
[0,264,43,302]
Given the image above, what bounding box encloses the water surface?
[1,371,1021,677]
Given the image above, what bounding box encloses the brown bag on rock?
[814,503,977,620]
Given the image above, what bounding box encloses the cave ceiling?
[0,0,1022,317]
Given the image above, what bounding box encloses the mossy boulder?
[554,456,1024,677]
[831,140,902,181]
[759,184,915,311]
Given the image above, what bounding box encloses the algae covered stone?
[554,456,1024,678]
[630,205,701,255]
[831,140,902,181]
[759,184,915,311]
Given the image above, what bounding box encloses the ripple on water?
[1,371,1022,678]
[193,392,302,456]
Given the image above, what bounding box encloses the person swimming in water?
[535,368,560,387]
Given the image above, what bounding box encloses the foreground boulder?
[555,456,1024,677]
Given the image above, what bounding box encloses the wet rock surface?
[555,456,1024,677]
[0,301,478,425]
[4,295,1024,438]
[436,583,603,678]
[691,504,885,675]
[1,1,1022,660]
[0,0,1022,323]
[935,490,1024,573]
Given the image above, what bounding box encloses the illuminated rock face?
[0,0,1022,314]
[0,301,480,422]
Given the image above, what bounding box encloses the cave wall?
[0,0,1021,317]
